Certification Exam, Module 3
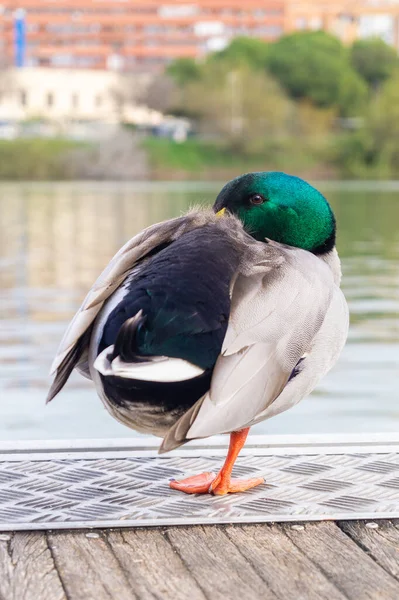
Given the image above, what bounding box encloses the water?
[0,181,398,441]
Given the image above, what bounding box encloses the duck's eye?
[249,194,265,206]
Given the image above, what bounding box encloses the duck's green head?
[213,172,335,254]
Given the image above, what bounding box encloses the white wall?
[0,68,162,125]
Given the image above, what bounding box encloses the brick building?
[0,1,286,71]
[0,1,398,72]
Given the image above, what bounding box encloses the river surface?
[0,181,398,441]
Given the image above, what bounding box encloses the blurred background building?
[0,68,159,131]
[0,1,397,150]
[0,1,398,129]
[0,1,399,73]
[0,0,285,72]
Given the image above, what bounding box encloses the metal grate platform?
[1,435,399,530]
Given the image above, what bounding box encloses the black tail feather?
[112,310,147,362]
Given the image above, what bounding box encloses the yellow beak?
[216,208,226,218]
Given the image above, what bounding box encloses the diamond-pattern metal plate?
[1,436,399,530]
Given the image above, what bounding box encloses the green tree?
[267,31,367,116]
[210,36,270,70]
[350,38,399,89]
[183,63,291,154]
[336,73,399,177]
[366,73,399,169]
[167,58,202,85]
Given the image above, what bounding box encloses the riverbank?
[0,135,335,181]
[0,138,83,180]
[0,133,394,181]
[0,133,149,181]
[143,137,338,181]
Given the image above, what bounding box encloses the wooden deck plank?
[1,522,399,600]
[166,525,278,600]
[106,528,207,600]
[47,531,136,600]
[0,532,66,600]
[225,524,346,600]
[340,520,399,581]
[284,521,399,600]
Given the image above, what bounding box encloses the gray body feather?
[160,242,348,451]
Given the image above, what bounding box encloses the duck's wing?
[161,242,346,452]
[47,210,212,403]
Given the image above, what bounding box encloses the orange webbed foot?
[169,429,264,496]
[169,472,265,495]
[169,472,217,494]
[210,476,265,496]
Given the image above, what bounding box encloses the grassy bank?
[0,133,148,180]
[0,133,390,181]
[143,137,336,180]
[0,138,83,180]
[144,137,257,172]
[0,136,268,181]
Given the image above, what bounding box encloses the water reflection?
[0,182,398,440]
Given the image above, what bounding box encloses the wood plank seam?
[284,522,399,600]
[224,524,346,600]
[0,532,68,600]
[101,531,138,597]
[223,525,285,593]
[282,524,352,600]
[48,529,137,600]
[166,524,279,600]
[283,524,352,600]
[45,532,72,600]
[95,530,139,599]
[337,523,380,559]
[0,540,11,600]
[164,528,212,600]
[0,532,13,600]
[107,528,207,600]
[213,524,279,599]
[337,520,399,584]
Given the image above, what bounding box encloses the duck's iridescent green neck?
[236,189,335,253]
[214,172,336,254]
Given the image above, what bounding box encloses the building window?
[296,17,307,30]
[47,92,54,107]
[51,54,74,67]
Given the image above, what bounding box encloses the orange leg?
[169,428,264,495]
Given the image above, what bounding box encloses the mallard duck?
[47,172,349,495]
